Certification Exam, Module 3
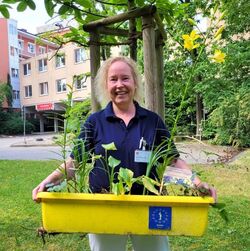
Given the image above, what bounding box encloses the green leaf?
[187,18,197,26]
[2,0,16,3]
[102,142,117,151]
[26,0,36,10]
[118,168,133,183]
[44,0,54,17]
[142,176,159,195]
[0,6,10,18]
[74,8,84,22]
[211,203,229,223]
[69,27,79,34]
[75,0,92,8]
[58,5,70,15]
[108,156,121,168]
[135,0,144,7]
[112,181,125,195]
[112,183,119,195]
[17,1,27,12]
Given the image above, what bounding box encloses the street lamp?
[22,105,26,144]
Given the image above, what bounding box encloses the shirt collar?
[104,101,147,120]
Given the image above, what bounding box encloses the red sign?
[36,103,54,111]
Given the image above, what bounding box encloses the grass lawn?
[0,153,249,251]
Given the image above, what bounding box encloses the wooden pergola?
[83,5,167,119]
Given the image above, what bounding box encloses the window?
[27,43,35,54]
[9,24,17,35]
[23,63,31,75]
[11,68,19,78]
[18,40,24,52]
[38,58,47,72]
[10,46,15,56]
[55,53,65,68]
[24,85,32,97]
[75,48,86,63]
[56,79,66,92]
[39,46,46,54]
[12,90,20,100]
[74,75,87,90]
[39,82,48,95]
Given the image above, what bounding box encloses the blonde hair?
[94,56,143,107]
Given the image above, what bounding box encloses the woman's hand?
[196,182,217,203]
[32,182,47,203]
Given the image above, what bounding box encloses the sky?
[7,1,55,34]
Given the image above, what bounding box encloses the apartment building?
[0,18,20,109]
[0,18,58,110]
[20,43,91,132]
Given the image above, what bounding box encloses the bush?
[203,89,250,148]
[0,111,35,135]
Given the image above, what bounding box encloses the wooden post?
[142,15,157,113]
[128,0,137,61]
[155,30,165,120]
[89,31,101,112]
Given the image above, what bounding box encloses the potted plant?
[38,115,214,236]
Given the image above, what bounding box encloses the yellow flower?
[210,49,226,63]
[182,30,201,51]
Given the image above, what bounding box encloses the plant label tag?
[148,206,172,230]
[134,150,152,163]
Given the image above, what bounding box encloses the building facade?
[0,18,19,109]
[20,43,91,132]
[0,18,58,110]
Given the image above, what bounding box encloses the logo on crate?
[148,206,172,230]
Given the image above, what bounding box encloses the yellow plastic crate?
[37,192,214,236]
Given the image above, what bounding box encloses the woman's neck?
[112,102,136,125]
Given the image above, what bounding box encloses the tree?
[0,76,12,108]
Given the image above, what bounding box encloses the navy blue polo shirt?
[74,101,179,194]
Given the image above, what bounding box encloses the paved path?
[0,134,63,161]
[0,134,239,163]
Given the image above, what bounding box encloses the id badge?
[134,150,152,163]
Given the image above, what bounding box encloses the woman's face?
[107,60,136,107]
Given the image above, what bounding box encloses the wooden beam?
[98,27,129,37]
[88,41,131,46]
[83,5,156,31]
[98,27,142,40]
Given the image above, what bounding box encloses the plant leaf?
[17,1,27,12]
[108,155,121,168]
[187,18,197,26]
[211,203,229,223]
[44,0,54,17]
[75,0,92,8]
[102,142,117,151]
[142,176,159,195]
[0,6,10,18]
[58,4,70,15]
[26,0,36,10]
